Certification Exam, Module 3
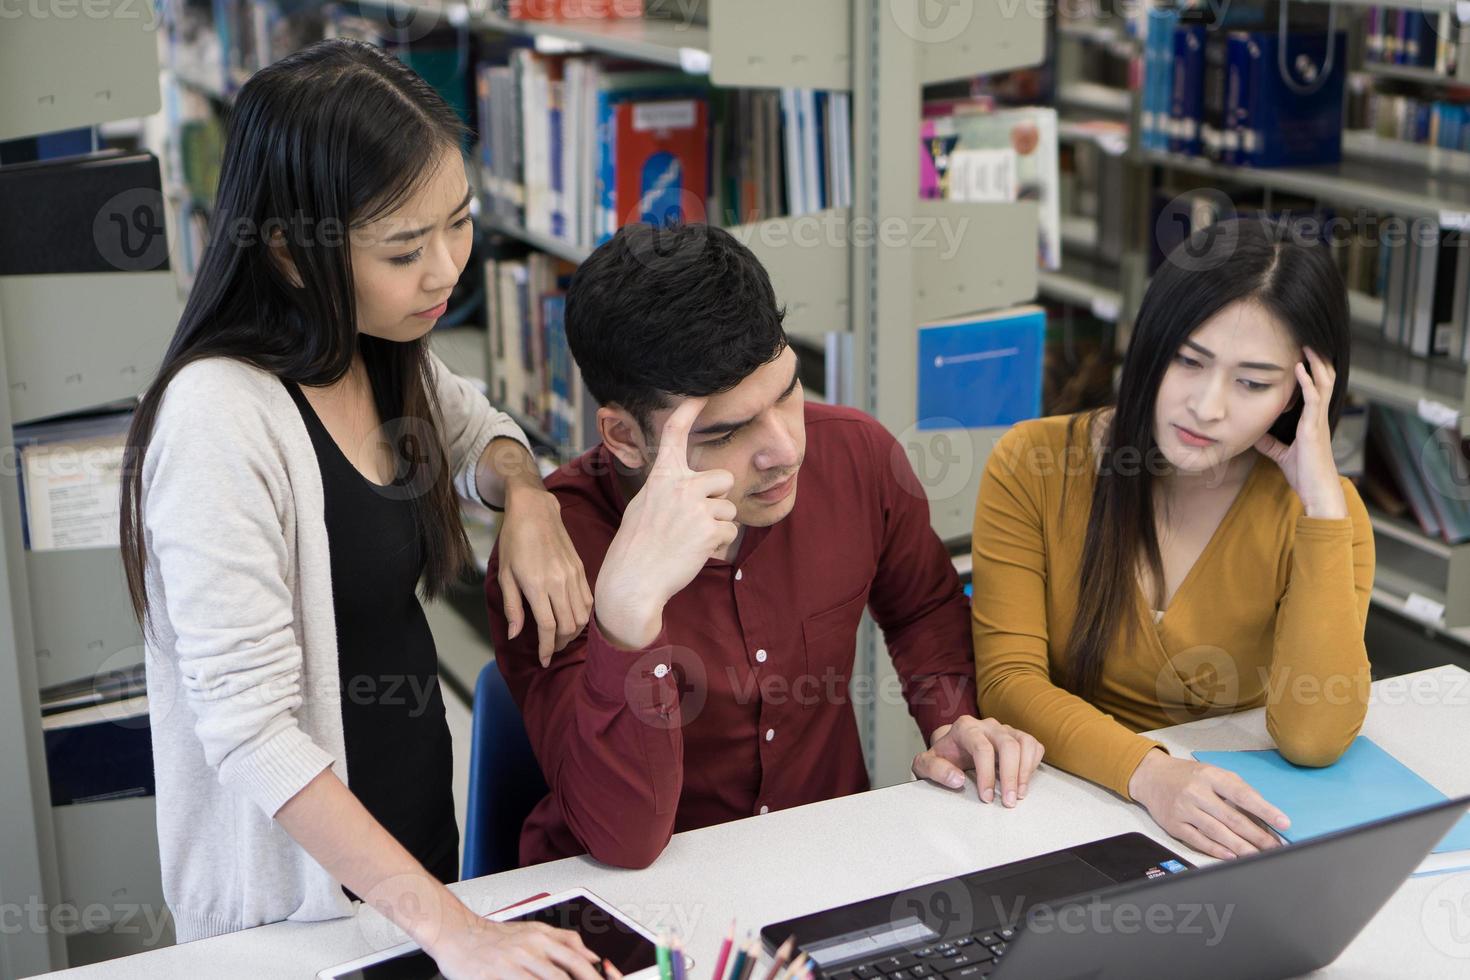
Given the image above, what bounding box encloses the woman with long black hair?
[120,38,600,978]
[971,217,1374,861]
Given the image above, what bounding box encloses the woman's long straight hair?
[1060,217,1351,698]
[120,38,475,635]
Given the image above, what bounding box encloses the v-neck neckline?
[285,379,397,490]
[1145,453,1263,630]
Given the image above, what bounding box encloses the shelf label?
[1440,209,1470,230]
[1418,398,1460,429]
[678,47,712,75]
[1091,295,1121,321]
[534,35,585,54]
[1404,592,1446,626]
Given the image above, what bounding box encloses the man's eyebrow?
[691,356,802,437]
[1183,339,1285,372]
[381,187,474,244]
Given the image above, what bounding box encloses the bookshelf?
[470,2,1048,784]
[1050,2,1470,643]
[1,10,180,976]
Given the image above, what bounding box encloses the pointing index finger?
[653,396,708,472]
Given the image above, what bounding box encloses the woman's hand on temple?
[1254,345,1347,521]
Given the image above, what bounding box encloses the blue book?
[1145,9,1179,152]
[1194,736,1470,875]
[1224,32,1253,166]
[916,305,1045,431]
[548,85,565,241]
[1169,23,1207,156]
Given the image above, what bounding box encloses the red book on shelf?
[613,97,709,229]
[509,0,643,20]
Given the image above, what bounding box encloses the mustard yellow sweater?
[971,414,1374,800]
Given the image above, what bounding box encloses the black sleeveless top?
[283,380,459,891]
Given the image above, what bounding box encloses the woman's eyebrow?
[1184,338,1284,371]
[382,187,474,244]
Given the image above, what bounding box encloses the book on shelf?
[919,106,1060,271]
[484,246,594,457]
[12,411,133,552]
[916,305,1047,431]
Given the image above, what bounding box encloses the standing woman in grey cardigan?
[119,39,602,979]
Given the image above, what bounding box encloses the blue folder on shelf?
[1193,736,1470,876]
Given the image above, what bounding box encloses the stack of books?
[1364,403,1470,544]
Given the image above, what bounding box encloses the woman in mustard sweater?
[972,218,1374,861]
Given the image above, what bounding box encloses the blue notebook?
[1193,737,1470,874]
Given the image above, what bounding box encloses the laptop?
[761,795,1470,979]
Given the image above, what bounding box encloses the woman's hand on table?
[425,906,604,980]
[1128,750,1291,860]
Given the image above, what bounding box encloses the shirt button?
[765,728,775,742]
[755,649,768,663]
[652,664,669,679]
[735,569,743,581]
[759,805,770,815]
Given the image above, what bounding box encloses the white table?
[34,665,1470,979]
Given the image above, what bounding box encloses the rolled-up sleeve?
[426,349,531,509]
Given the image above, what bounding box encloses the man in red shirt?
[486,224,1043,869]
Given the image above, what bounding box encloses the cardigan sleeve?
[425,349,531,510]
[1264,477,1375,766]
[971,422,1165,800]
[142,361,334,817]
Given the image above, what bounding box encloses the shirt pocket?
[800,586,869,707]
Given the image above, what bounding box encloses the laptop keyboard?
[818,927,1018,980]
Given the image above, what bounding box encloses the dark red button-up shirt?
[486,403,975,869]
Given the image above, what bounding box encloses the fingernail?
[1004,791,1016,807]
[982,788,994,803]
[1019,784,1028,799]
[947,773,964,788]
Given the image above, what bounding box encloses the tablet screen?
[329,895,658,978]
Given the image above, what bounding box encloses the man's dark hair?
[565,223,788,431]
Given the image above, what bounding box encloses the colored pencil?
[761,936,795,980]
[725,938,749,980]
[671,937,687,980]
[710,921,735,980]
[778,952,809,980]
[737,938,760,980]
[656,933,673,980]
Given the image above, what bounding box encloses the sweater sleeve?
[425,349,531,510]
[971,423,1164,800]
[1264,477,1374,766]
[142,363,334,817]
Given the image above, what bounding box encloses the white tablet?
[316,887,669,979]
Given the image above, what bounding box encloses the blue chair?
[463,661,549,879]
